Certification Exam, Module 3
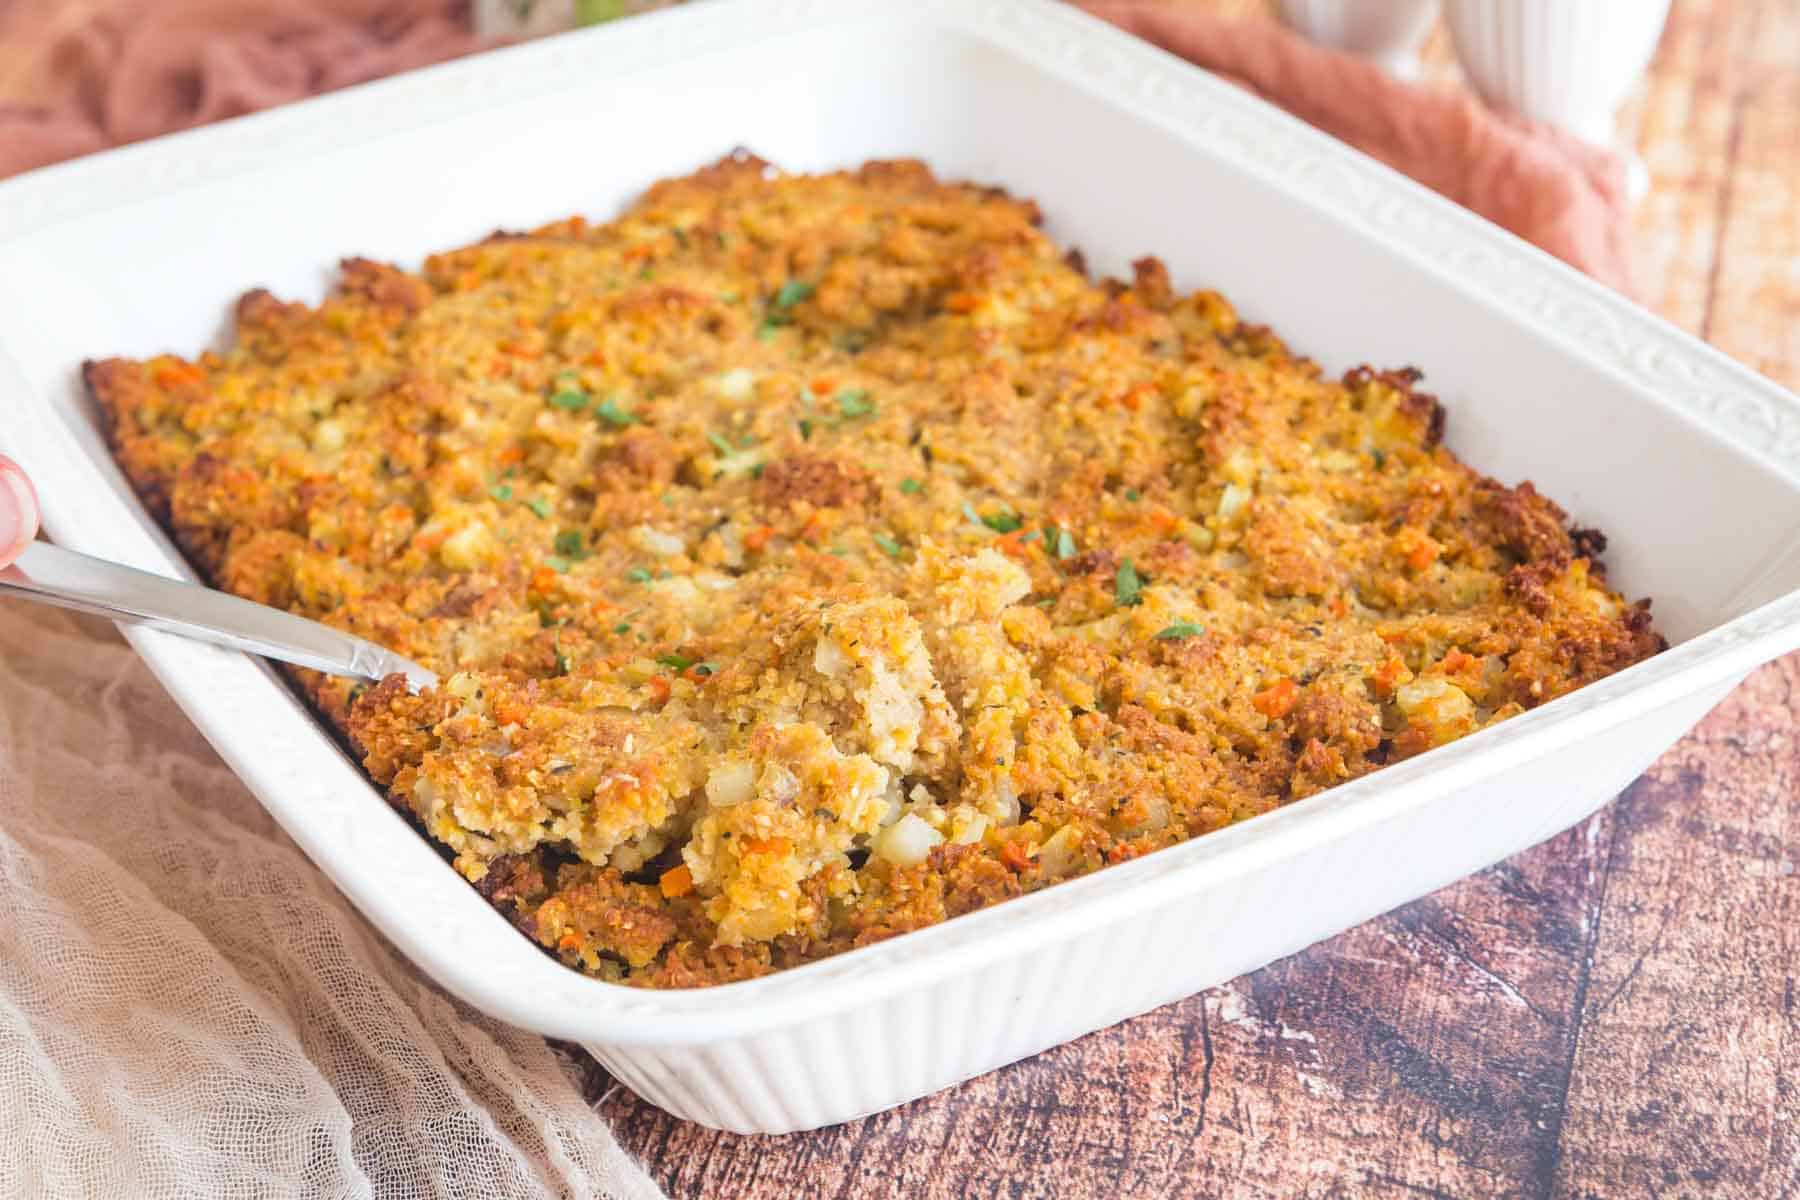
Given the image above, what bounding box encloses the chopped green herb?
[980,508,1022,534]
[873,533,903,558]
[1020,529,1042,544]
[656,570,672,580]
[707,432,737,456]
[638,266,655,281]
[1154,622,1205,640]
[756,322,779,343]
[691,662,717,677]
[548,390,588,411]
[798,418,814,441]
[1054,528,1077,560]
[829,546,849,557]
[523,496,553,520]
[660,492,675,506]
[575,0,627,25]
[1124,487,1141,502]
[488,484,514,502]
[772,279,815,310]
[553,529,589,559]
[836,389,875,419]
[657,653,696,671]
[899,477,923,495]
[545,555,573,573]
[594,398,636,427]
[626,567,653,583]
[718,290,740,304]
[554,647,573,674]
[1115,558,1145,607]
[1371,448,1387,468]
[613,622,632,634]
[1034,596,1057,608]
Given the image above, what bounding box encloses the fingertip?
[0,455,40,568]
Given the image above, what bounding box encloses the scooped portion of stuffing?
[89,154,1663,987]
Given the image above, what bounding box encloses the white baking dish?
[4,0,1799,1135]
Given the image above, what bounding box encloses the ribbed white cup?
[1275,0,1440,77]
[1442,0,1672,143]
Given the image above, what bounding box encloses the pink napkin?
[0,0,493,179]
[1083,2,1634,293]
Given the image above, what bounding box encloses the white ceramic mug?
[1275,0,1441,77]
[1442,0,1672,144]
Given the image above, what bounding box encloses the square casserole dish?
[5,0,1800,1135]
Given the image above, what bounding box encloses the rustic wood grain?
[590,0,1800,1196]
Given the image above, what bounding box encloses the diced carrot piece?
[809,377,835,397]
[646,675,672,705]
[999,840,1033,873]
[1329,592,1349,618]
[1373,656,1408,696]
[944,291,980,314]
[1148,510,1180,534]
[531,566,559,593]
[743,524,775,553]
[740,836,791,856]
[682,664,713,684]
[152,361,204,390]
[659,864,694,898]
[1407,538,1440,571]
[497,445,526,466]
[1442,648,1475,673]
[1251,676,1299,719]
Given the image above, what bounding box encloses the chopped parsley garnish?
[691,662,717,677]
[545,556,573,573]
[554,647,573,674]
[1115,558,1145,607]
[756,323,779,343]
[523,496,553,520]
[798,418,813,441]
[836,389,875,419]
[548,390,588,411]
[873,533,903,558]
[1055,528,1077,560]
[613,622,631,634]
[489,484,514,502]
[1020,529,1041,544]
[1372,448,1387,468]
[1124,487,1141,502]
[625,567,653,583]
[1154,622,1205,640]
[553,529,589,559]
[981,509,1022,534]
[707,431,737,456]
[899,478,923,495]
[657,653,696,671]
[594,398,636,427]
[772,279,815,310]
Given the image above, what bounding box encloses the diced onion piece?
[1217,483,1251,520]
[873,813,943,866]
[635,525,686,557]
[705,760,755,808]
[715,368,757,399]
[1037,825,1084,879]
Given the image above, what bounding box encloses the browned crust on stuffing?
[86,154,1662,989]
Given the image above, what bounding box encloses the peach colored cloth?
[0,0,493,178]
[1083,2,1633,292]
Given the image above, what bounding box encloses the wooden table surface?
[589,1,1800,1195]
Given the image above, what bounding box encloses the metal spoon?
[0,541,438,693]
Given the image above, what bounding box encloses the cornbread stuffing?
[89,154,1663,987]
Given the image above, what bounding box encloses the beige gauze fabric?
[0,605,666,1200]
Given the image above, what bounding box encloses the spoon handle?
[0,541,437,693]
